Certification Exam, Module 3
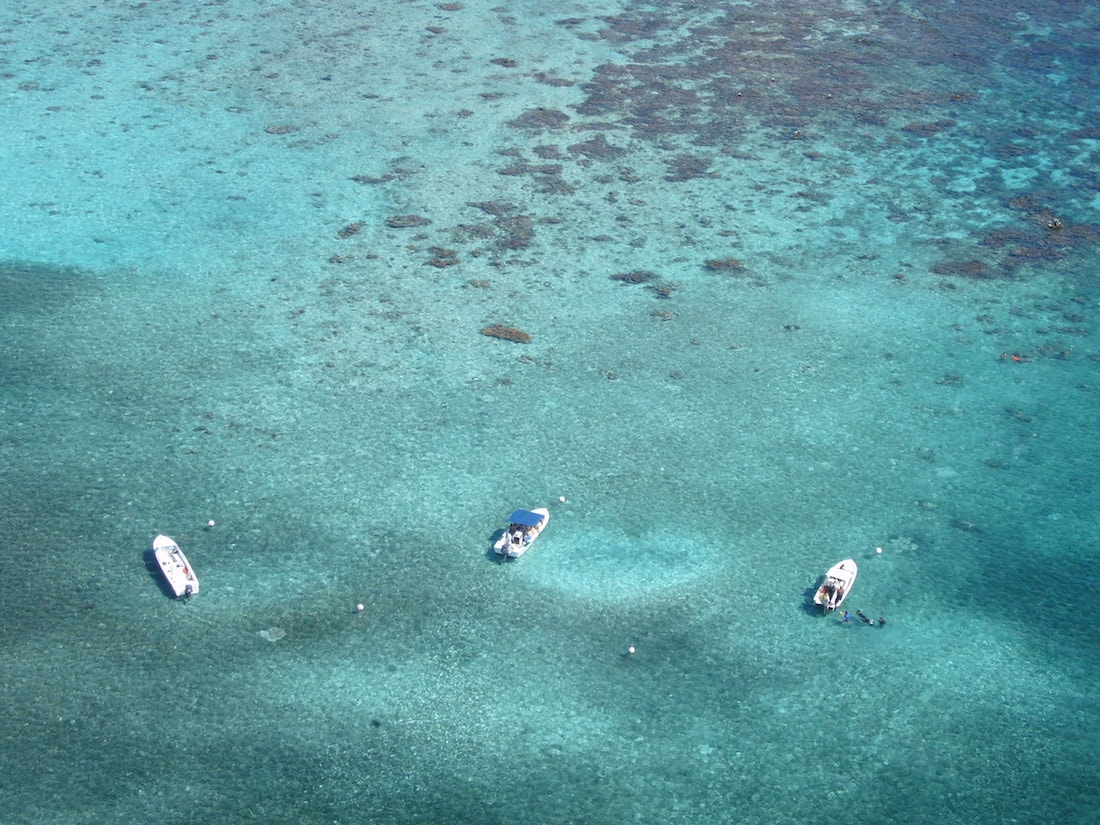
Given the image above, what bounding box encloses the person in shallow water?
[842,611,851,623]
[856,610,873,625]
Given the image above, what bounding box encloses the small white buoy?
[876,546,883,554]
[559,496,566,503]
[207,519,216,527]
[627,646,636,655]
[356,603,365,612]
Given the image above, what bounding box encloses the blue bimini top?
[507,510,543,527]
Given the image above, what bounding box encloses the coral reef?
[611,270,656,284]
[901,119,957,137]
[386,215,432,228]
[494,215,535,250]
[976,197,1100,266]
[534,145,565,159]
[931,260,995,279]
[452,223,495,242]
[481,324,532,343]
[508,108,570,131]
[498,161,561,176]
[650,283,674,299]
[664,154,714,182]
[496,157,575,195]
[337,222,364,239]
[425,247,459,268]
[704,258,742,271]
[533,72,575,87]
[567,133,626,160]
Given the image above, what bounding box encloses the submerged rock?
[481,324,532,343]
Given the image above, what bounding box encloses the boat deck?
[153,535,198,597]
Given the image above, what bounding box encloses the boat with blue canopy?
[493,507,550,558]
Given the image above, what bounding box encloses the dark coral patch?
[611,270,656,284]
[664,154,714,182]
[704,258,742,271]
[468,201,517,216]
[494,215,536,250]
[979,198,1100,264]
[931,260,996,279]
[351,174,395,185]
[533,72,576,87]
[979,228,1038,250]
[499,161,563,176]
[496,156,574,195]
[901,119,957,137]
[567,133,626,160]
[386,215,432,228]
[650,283,674,299]
[508,108,570,130]
[456,204,539,251]
[452,223,495,242]
[533,145,565,159]
[426,247,459,268]
[596,12,673,42]
[481,324,532,343]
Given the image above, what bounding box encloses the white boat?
[813,559,857,611]
[493,508,550,558]
[153,535,199,597]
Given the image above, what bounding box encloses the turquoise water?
[1,1,1097,822]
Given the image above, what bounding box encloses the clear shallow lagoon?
[1,1,1097,823]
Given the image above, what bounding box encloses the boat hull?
[153,535,199,597]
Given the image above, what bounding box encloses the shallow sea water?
[1,1,1097,823]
